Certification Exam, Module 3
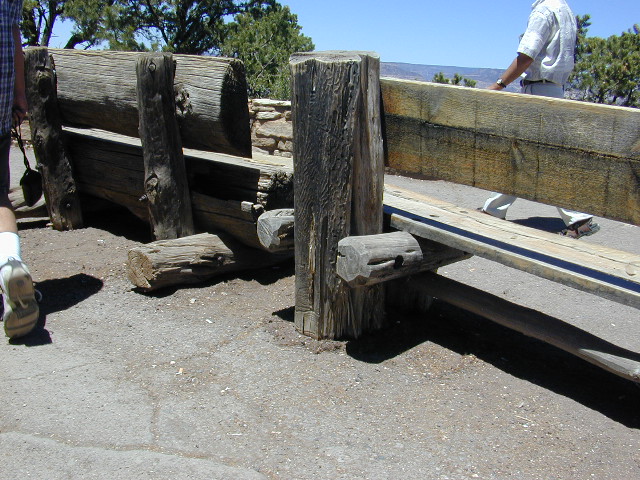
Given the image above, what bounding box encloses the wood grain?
[381,78,640,225]
[24,47,83,230]
[136,53,194,240]
[291,51,385,339]
[46,48,251,157]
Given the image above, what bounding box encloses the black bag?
[13,126,43,207]
[20,165,43,207]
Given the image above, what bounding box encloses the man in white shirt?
[480,0,599,239]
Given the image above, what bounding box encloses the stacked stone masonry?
[249,99,293,157]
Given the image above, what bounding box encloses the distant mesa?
[381,62,520,92]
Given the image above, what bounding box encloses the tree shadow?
[345,300,640,428]
[7,273,104,347]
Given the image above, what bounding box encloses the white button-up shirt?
[518,0,577,85]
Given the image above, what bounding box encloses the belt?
[521,79,559,86]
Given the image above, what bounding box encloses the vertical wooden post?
[136,52,194,240]
[24,47,83,230]
[290,51,385,339]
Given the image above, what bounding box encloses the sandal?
[560,219,601,239]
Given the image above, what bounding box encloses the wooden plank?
[384,185,640,309]
[46,48,251,157]
[411,272,640,383]
[136,53,194,240]
[24,47,83,230]
[291,51,385,339]
[63,127,293,210]
[381,78,640,226]
[62,127,292,245]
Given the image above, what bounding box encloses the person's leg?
[525,83,598,236]
[0,134,38,338]
[556,208,592,227]
[481,193,518,219]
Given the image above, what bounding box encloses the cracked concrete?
[1,147,639,479]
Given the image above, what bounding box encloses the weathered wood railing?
[288,51,640,382]
[23,48,294,291]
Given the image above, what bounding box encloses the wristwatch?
[496,78,507,88]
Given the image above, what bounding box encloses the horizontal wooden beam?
[381,78,640,226]
[62,127,293,247]
[411,271,640,383]
[47,49,251,157]
[384,185,640,310]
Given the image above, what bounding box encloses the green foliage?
[20,1,312,99]
[569,18,640,108]
[431,71,476,88]
[21,1,281,52]
[21,0,64,47]
[220,4,313,99]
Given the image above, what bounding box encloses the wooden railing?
[288,51,640,382]
[24,48,294,291]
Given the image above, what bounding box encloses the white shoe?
[1,258,39,339]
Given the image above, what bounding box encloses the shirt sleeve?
[517,8,554,59]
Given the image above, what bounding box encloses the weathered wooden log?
[382,78,640,226]
[64,127,292,209]
[257,208,294,252]
[47,49,251,157]
[337,231,471,287]
[191,193,264,249]
[63,127,292,246]
[291,51,385,339]
[24,47,83,230]
[136,53,194,240]
[127,232,291,292]
[411,271,640,384]
[337,232,423,287]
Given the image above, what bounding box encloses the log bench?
[23,47,295,290]
[289,51,640,383]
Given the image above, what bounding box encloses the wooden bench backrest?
[381,78,640,226]
[47,49,252,158]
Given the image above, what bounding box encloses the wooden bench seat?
[384,185,640,310]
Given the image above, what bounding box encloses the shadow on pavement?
[511,215,566,233]
[142,261,295,298]
[36,273,104,316]
[346,301,640,429]
[6,273,103,347]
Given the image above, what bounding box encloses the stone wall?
[248,99,293,158]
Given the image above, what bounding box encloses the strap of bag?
[11,124,33,171]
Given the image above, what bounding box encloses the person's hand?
[12,93,27,127]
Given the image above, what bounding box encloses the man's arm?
[488,52,534,91]
[12,24,27,127]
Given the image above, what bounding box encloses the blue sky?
[280,0,640,68]
[48,1,639,69]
